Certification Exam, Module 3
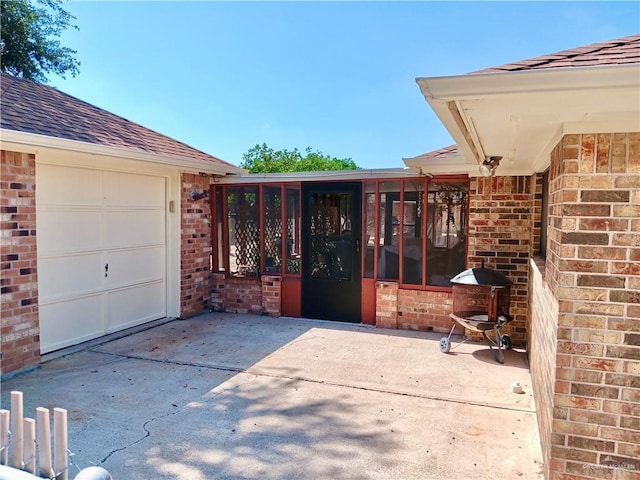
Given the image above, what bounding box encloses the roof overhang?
[0,129,245,176]
[414,64,640,176]
[215,167,426,184]
[403,148,476,176]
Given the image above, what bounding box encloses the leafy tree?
[1,0,80,83]
[241,143,360,173]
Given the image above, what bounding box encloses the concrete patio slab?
[1,313,544,479]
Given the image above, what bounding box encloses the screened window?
[367,177,468,287]
[285,186,301,274]
[426,180,468,286]
[227,186,260,276]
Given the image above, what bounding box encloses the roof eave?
[416,64,640,174]
[215,167,425,184]
[0,129,246,175]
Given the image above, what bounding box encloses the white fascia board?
[416,64,640,100]
[214,168,423,184]
[403,153,474,175]
[0,129,245,175]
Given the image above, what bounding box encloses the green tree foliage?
[1,0,80,83]
[241,143,360,173]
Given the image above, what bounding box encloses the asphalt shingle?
[0,73,236,168]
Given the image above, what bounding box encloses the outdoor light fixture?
[190,189,209,201]
[479,156,502,177]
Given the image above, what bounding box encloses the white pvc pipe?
[36,407,53,479]
[0,410,9,465]
[10,392,23,469]
[53,408,68,480]
[23,418,35,474]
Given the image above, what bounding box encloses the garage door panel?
[38,210,102,254]
[106,281,166,332]
[37,165,167,355]
[37,164,103,206]
[38,254,104,300]
[103,171,165,207]
[106,247,166,288]
[40,295,105,353]
[104,210,165,248]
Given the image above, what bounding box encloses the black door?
[302,182,362,322]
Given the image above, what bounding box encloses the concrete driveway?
[1,313,544,479]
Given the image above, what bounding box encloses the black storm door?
[301,182,362,322]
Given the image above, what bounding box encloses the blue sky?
[51,1,639,169]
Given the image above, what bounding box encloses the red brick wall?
[396,289,463,334]
[209,274,282,316]
[223,276,263,314]
[261,275,281,317]
[1,150,40,376]
[468,176,533,347]
[180,173,212,317]
[375,281,398,328]
[529,257,559,480]
[544,133,640,479]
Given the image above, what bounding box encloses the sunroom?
[209,168,470,330]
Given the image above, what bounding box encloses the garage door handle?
[104,263,109,277]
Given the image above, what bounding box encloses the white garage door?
[37,164,167,353]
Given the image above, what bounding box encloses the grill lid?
[450,263,512,286]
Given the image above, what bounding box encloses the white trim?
[416,64,640,100]
[214,167,427,184]
[0,128,245,175]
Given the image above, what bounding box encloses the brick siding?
[397,289,463,334]
[1,150,40,375]
[261,275,282,317]
[180,173,213,317]
[543,133,640,479]
[468,176,534,346]
[221,276,263,314]
[529,257,559,480]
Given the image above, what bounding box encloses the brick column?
[1,150,40,376]
[180,173,212,317]
[468,176,534,346]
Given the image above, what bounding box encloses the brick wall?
[529,257,559,480]
[261,275,281,317]
[1,150,40,376]
[223,276,263,314]
[545,133,640,479]
[375,281,398,328]
[396,289,463,334]
[180,173,212,317]
[209,274,282,316]
[468,176,533,347]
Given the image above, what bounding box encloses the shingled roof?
[0,73,238,169]
[412,34,640,161]
[471,33,640,74]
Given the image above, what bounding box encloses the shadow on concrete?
[1,312,541,479]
